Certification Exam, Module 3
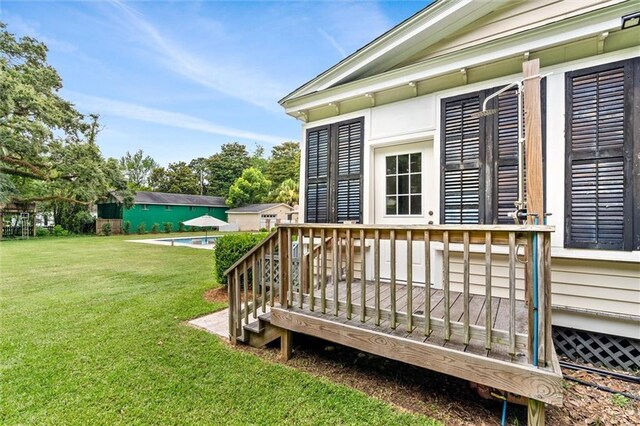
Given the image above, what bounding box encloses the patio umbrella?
[181,215,228,243]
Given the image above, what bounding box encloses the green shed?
[97,191,228,234]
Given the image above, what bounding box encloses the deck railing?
[226,223,554,369]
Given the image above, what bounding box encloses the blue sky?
[2,1,427,165]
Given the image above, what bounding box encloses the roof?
[279,0,475,104]
[226,203,292,214]
[133,191,226,207]
[279,0,634,111]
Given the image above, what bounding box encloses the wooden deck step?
[258,312,272,323]
[243,320,263,334]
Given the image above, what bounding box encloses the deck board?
[270,307,563,406]
[301,279,529,365]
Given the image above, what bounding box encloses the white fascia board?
[283,5,635,114]
[282,0,498,103]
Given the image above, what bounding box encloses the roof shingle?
[226,203,291,213]
[133,191,226,207]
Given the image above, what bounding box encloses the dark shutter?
[305,127,329,223]
[495,87,525,224]
[565,62,633,250]
[305,118,363,224]
[441,96,483,224]
[335,119,363,223]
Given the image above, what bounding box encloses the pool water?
[160,236,217,245]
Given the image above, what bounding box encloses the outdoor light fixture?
[621,12,640,30]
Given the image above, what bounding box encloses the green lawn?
[0,235,439,425]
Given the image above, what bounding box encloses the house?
[226,203,295,231]
[224,1,639,423]
[280,0,640,364]
[97,191,228,233]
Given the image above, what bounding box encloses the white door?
[373,141,435,285]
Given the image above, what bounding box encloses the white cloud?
[318,2,393,56]
[317,28,347,58]
[106,0,285,112]
[67,91,288,145]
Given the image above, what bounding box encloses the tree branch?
[0,156,48,179]
[0,166,46,180]
[10,195,90,205]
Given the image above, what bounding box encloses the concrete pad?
[188,309,230,338]
[188,305,271,339]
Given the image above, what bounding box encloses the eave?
[282,0,637,122]
[279,0,509,104]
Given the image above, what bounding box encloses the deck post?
[523,59,544,223]
[280,329,293,361]
[528,398,545,426]
[279,228,290,309]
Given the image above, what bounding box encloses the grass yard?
[0,235,439,425]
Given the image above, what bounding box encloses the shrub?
[137,222,147,234]
[178,222,186,233]
[213,233,267,285]
[52,225,70,237]
[259,227,268,232]
[36,227,51,237]
[122,221,131,235]
[151,223,160,234]
[101,222,112,236]
[163,222,173,233]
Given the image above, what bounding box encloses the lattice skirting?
[553,326,640,371]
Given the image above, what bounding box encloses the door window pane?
[398,196,409,215]
[386,156,396,174]
[386,176,396,195]
[386,196,396,215]
[398,175,409,194]
[398,154,409,174]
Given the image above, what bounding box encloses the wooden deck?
[292,280,530,365]
[226,224,564,419]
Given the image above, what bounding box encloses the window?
[165,205,171,211]
[261,214,277,219]
[565,58,638,251]
[141,204,149,211]
[386,153,422,215]
[306,117,364,223]
[440,84,546,224]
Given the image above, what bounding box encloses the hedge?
[213,233,267,286]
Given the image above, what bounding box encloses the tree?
[274,178,299,206]
[206,142,250,196]
[162,161,199,194]
[120,149,159,190]
[148,166,167,192]
[266,141,300,189]
[0,23,131,217]
[250,143,268,174]
[226,167,271,208]
[189,157,208,195]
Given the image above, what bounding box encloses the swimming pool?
[160,236,217,245]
